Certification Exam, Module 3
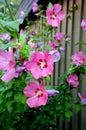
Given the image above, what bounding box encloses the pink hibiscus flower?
[25,52,53,79]
[48,41,58,50]
[32,3,38,13]
[78,92,86,105]
[0,32,11,41]
[72,51,86,66]
[46,4,65,27]
[81,19,86,30]
[54,32,65,43]
[0,50,16,82]
[19,11,25,18]
[67,73,79,88]
[24,81,48,108]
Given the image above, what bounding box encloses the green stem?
[67,65,78,75]
[4,0,19,40]
[4,0,14,20]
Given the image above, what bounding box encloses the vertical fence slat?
[72,0,83,130]
[80,0,86,130]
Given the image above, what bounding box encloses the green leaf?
[45,76,51,82]
[19,33,26,44]
[0,42,16,50]
[14,92,26,104]
[6,27,19,38]
[8,127,13,130]
[48,3,53,8]
[6,100,14,113]
[0,86,5,92]
[0,94,4,104]
[5,91,13,98]
[65,110,72,118]
[0,18,23,31]
[14,103,27,113]
[46,85,54,89]
[20,45,31,59]
[75,104,82,112]
[56,105,63,111]
[65,102,72,108]
[43,44,52,50]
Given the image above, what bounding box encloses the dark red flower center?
[37,59,47,69]
[35,88,43,98]
[51,13,56,20]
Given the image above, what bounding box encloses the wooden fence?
[27,0,86,129]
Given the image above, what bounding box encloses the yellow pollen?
[36,90,43,97]
[40,61,46,69]
[51,14,56,19]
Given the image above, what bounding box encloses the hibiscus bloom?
[67,73,79,88]
[48,41,58,50]
[0,50,16,82]
[81,19,86,30]
[72,51,86,66]
[46,4,65,27]
[32,3,38,12]
[25,52,53,79]
[78,92,86,105]
[0,32,11,41]
[24,81,48,108]
[54,32,65,43]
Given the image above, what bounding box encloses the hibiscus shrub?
[0,2,86,130]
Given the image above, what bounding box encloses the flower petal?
[1,68,15,82]
[24,81,40,97]
[26,96,39,108]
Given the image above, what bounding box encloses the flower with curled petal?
[24,81,48,108]
[67,73,79,88]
